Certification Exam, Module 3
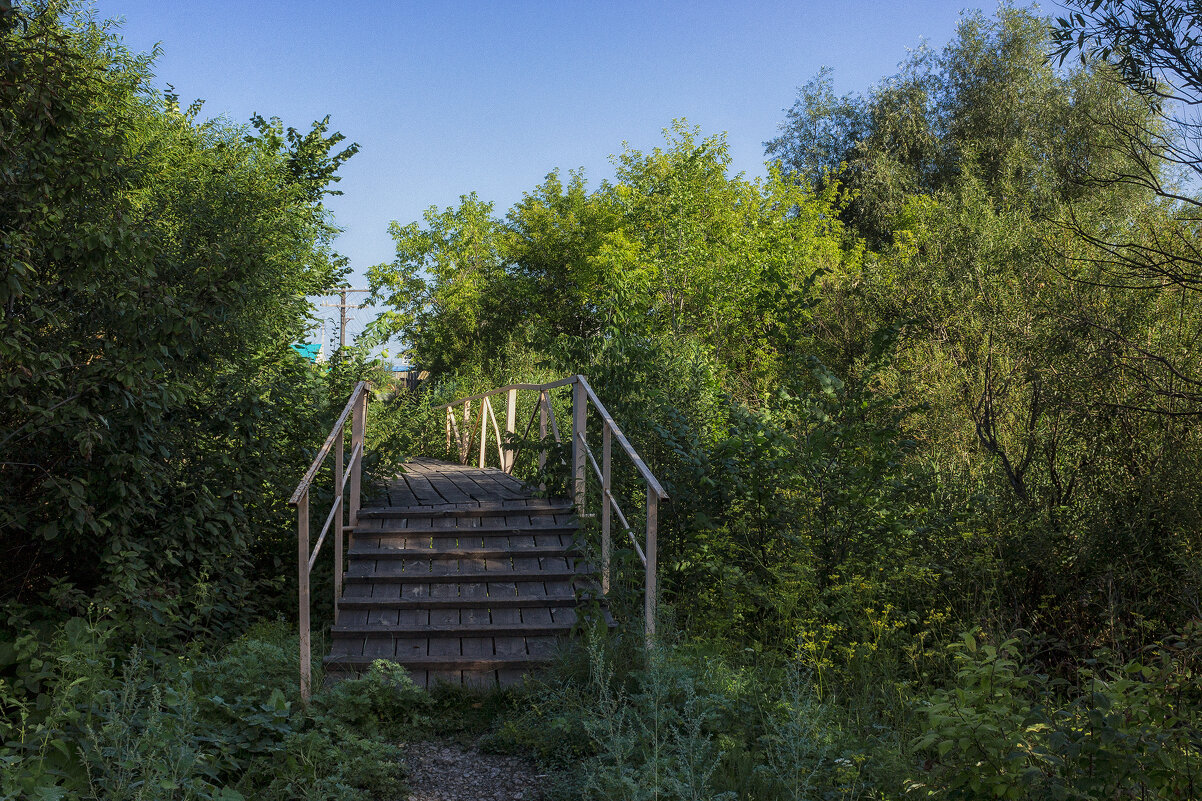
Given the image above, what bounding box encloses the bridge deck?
[324,458,599,689]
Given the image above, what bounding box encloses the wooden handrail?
[289,380,369,702]
[575,375,668,500]
[436,374,666,642]
[289,381,369,505]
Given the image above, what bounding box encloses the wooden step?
[323,655,553,670]
[344,568,583,584]
[337,594,595,610]
[331,621,575,638]
[358,501,574,519]
[359,523,577,535]
[348,545,576,559]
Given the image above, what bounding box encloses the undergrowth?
[0,614,431,801]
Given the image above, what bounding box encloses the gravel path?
[403,739,545,801]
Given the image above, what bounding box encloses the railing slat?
[602,421,612,594]
[432,374,665,645]
[297,490,311,701]
[431,376,577,409]
[308,494,343,571]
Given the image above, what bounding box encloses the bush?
[912,628,1202,800]
[0,615,430,801]
[495,626,910,800]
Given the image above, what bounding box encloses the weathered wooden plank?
[498,668,527,688]
[330,457,613,691]
[339,595,588,610]
[461,637,493,659]
[366,608,399,626]
[364,636,396,657]
[428,637,461,658]
[525,636,558,658]
[396,638,429,660]
[493,636,527,658]
[522,607,552,625]
[346,569,578,585]
[462,669,498,689]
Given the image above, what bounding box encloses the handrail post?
[334,419,344,624]
[479,397,488,468]
[298,490,311,702]
[350,387,366,528]
[572,377,587,513]
[462,400,471,463]
[645,487,657,645]
[538,391,548,487]
[601,421,612,594]
[504,387,517,473]
[445,407,452,459]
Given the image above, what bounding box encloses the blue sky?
[91,1,992,274]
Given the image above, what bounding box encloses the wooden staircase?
[289,376,665,701]
[323,458,601,689]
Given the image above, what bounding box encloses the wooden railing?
[434,375,668,641]
[288,381,368,701]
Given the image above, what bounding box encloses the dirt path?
[403,739,545,801]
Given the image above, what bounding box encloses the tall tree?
[0,1,357,616]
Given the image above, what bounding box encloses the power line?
[319,288,371,350]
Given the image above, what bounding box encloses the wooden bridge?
[288,376,667,699]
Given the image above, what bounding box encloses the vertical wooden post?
[504,387,517,473]
[645,488,658,646]
[445,407,452,459]
[462,400,472,463]
[349,386,365,528]
[479,397,489,468]
[571,377,587,514]
[538,391,548,486]
[334,420,344,624]
[601,421,612,594]
[297,490,311,702]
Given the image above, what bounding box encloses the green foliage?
[0,1,359,621]
[0,615,424,801]
[912,628,1202,800]
[497,628,909,800]
[371,120,856,399]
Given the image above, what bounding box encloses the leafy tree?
[769,5,1202,648]
[0,1,357,622]
[1052,0,1202,202]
